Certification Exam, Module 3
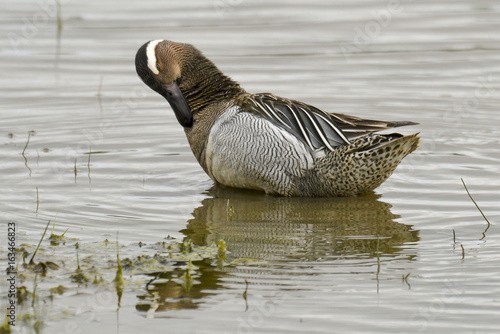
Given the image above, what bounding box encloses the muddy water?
[1,0,500,333]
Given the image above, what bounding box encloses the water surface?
[1,0,500,333]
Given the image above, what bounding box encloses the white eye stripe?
[146,39,163,75]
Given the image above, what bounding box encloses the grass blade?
[30,220,51,264]
[461,178,491,226]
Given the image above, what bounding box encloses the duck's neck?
[179,55,246,174]
[179,55,246,115]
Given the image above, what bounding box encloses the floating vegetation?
[226,200,235,220]
[70,242,90,284]
[49,216,69,246]
[22,131,34,177]
[49,285,67,296]
[56,0,62,34]
[179,265,193,293]
[243,279,249,311]
[217,239,227,265]
[402,273,411,290]
[113,238,124,286]
[0,312,12,334]
[229,258,264,266]
[113,236,124,307]
[74,158,77,183]
[31,275,38,308]
[22,131,32,156]
[10,222,251,331]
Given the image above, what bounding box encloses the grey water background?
[1,0,500,333]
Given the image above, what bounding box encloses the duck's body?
[135,40,420,196]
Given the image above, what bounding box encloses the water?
[1,0,500,333]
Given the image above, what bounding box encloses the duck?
[135,40,420,197]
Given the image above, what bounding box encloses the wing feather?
[243,93,417,152]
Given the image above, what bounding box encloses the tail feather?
[330,112,418,140]
[313,133,420,196]
[356,132,420,154]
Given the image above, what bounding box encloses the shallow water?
[1,0,500,333]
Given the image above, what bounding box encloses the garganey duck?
[135,40,420,196]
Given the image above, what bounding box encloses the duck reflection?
[183,186,419,261]
[137,186,419,314]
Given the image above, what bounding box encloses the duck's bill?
[162,81,193,128]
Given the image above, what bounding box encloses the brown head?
[135,40,245,128]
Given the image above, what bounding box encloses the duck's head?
[135,40,194,128]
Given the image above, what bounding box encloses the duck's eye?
[156,63,161,72]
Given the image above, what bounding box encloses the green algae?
[0,313,11,334]
[48,216,69,246]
